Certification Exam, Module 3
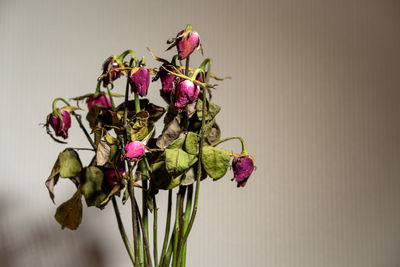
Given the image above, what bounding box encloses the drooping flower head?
[104,168,126,188]
[129,67,150,97]
[123,141,145,161]
[102,56,122,88]
[166,25,202,60]
[176,25,201,60]
[49,110,72,139]
[232,155,255,187]
[86,94,112,109]
[174,79,200,111]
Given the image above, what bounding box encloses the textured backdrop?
[0,0,399,266]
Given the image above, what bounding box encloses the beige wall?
[0,0,399,266]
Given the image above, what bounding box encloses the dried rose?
[123,141,145,161]
[49,110,72,139]
[176,25,200,60]
[104,168,126,188]
[129,68,150,97]
[87,94,112,109]
[174,79,200,111]
[232,155,255,187]
[102,57,122,87]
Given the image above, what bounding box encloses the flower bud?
[176,25,200,60]
[232,155,255,187]
[174,79,200,111]
[123,141,145,161]
[129,68,150,97]
[104,168,126,188]
[102,57,122,87]
[86,94,112,109]
[49,110,71,139]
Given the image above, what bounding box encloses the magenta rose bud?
[174,79,200,111]
[123,141,145,161]
[86,94,112,109]
[232,155,255,187]
[176,26,200,60]
[102,57,122,87]
[104,168,126,188]
[129,68,150,97]
[49,110,71,139]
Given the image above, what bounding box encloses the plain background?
[1,0,399,266]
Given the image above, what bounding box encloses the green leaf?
[201,146,230,179]
[127,111,149,141]
[203,118,216,138]
[167,136,185,149]
[81,166,107,207]
[185,132,199,155]
[197,99,221,121]
[59,149,82,178]
[165,148,198,176]
[54,190,83,230]
[45,149,82,203]
[151,160,182,190]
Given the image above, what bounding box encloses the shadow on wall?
[0,198,107,267]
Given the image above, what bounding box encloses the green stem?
[135,200,153,267]
[211,136,248,155]
[176,187,186,265]
[134,93,141,112]
[106,86,116,109]
[117,49,136,64]
[177,59,212,267]
[95,80,101,95]
[172,188,182,267]
[160,190,172,265]
[181,185,193,266]
[72,113,96,150]
[112,197,136,266]
[163,228,175,267]
[134,92,150,266]
[52,97,71,112]
[184,56,190,76]
[153,196,159,267]
[130,178,141,267]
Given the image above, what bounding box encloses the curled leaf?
[96,140,111,166]
[45,149,82,203]
[156,118,181,149]
[54,190,83,230]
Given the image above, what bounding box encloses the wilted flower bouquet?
[44,25,255,267]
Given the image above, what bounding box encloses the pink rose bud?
[174,79,200,111]
[129,68,150,97]
[176,25,200,60]
[123,141,145,161]
[102,57,122,87]
[86,94,112,109]
[49,110,71,139]
[104,168,126,188]
[232,155,255,187]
